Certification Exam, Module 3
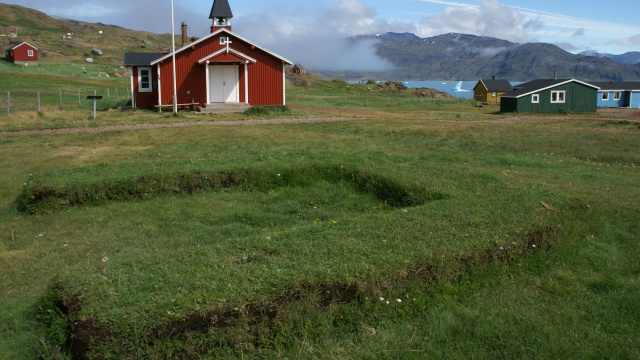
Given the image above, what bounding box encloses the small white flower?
[386,301,390,304]
[532,244,536,248]
[266,236,271,240]
[402,209,408,213]
[102,256,109,262]
[397,299,402,303]
[277,174,281,177]
[64,244,68,247]
[499,247,504,250]
[379,297,384,301]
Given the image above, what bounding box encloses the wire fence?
[0,87,131,115]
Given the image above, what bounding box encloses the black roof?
[123,52,165,66]
[475,79,513,92]
[589,81,640,91]
[501,79,599,98]
[209,0,233,20]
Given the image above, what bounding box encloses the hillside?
[321,33,640,81]
[0,3,174,68]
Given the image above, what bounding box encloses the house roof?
[150,28,292,66]
[501,79,600,99]
[475,79,512,92]
[293,64,305,70]
[7,42,38,51]
[209,0,233,19]
[123,52,166,66]
[589,81,640,91]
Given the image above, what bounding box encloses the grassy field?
[0,75,639,359]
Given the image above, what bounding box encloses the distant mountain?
[579,51,640,65]
[319,33,640,81]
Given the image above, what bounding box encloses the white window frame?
[602,92,609,101]
[27,50,34,57]
[220,36,227,45]
[551,91,565,104]
[614,91,621,101]
[138,67,152,93]
[532,94,540,104]
[491,92,497,98]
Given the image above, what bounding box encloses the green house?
[500,79,599,113]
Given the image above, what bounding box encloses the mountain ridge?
[320,32,640,81]
[579,50,640,65]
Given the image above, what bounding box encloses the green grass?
[0,75,639,358]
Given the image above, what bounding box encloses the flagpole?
[170,0,178,114]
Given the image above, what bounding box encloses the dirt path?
[2,110,639,137]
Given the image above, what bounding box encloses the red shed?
[124,0,292,111]
[292,64,306,74]
[5,42,38,66]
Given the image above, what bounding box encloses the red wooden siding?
[6,42,38,63]
[130,30,289,108]
[131,67,159,108]
[156,32,285,107]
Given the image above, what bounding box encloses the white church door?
[209,66,239,103]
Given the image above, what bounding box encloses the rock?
[91,49,102,55]
[86,58,94,63]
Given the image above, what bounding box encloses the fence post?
[116,88,119,100]
[6,91,9,116]
[59,90,62,110]
[78,90,81,106]
[38,92,41,112]
[107,88,110,99]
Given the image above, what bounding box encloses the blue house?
[590,82,640,109]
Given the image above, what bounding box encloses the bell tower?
[209,0,233,32]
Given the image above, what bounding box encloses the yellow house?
[473,77,513,104]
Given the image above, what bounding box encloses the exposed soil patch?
[147,282,359,347]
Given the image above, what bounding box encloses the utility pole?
[170,0,178,114]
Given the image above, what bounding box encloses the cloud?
[233,0,416,71]
[608,34,640,47]
[572,28,585,37]
[554,42,581,52]
[418,0,528,42]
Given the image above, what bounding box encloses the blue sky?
[4,0,640,69]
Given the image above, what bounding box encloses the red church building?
[124,0,292,111]
[5,42,38,66]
